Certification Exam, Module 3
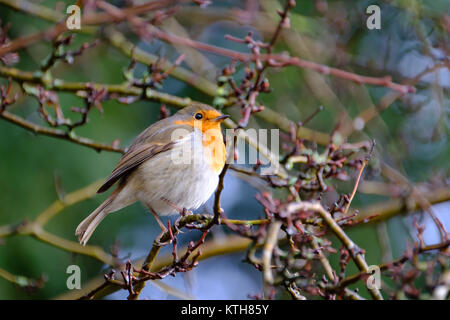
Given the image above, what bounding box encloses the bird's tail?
[75,195,115,246]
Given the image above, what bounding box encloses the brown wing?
[97,142,174,193]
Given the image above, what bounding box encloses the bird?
[75,105,229,246]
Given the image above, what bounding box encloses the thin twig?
[343,141,375,215]
[0,110,124,153]
[284,201,384,300]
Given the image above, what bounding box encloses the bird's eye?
[194,113,203,120]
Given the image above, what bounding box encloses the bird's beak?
[213,114,230,122]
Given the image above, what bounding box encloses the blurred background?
[0,0,448,299]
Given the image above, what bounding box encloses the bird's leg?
[180,207,193,216]
[146,205,167,233]
[160,197,193,216]
[147,205,177,246]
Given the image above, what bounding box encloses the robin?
[75,105,229,245]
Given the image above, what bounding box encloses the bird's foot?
[180,207,193,216]
[155,228,172,247]
[160,197,192,217]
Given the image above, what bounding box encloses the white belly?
[126,132,220,215]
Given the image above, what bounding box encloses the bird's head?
[173,105,229,133]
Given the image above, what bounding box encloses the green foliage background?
[0,0,448,299]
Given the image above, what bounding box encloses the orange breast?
[174,118,226,174]
[202,128,226,174]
